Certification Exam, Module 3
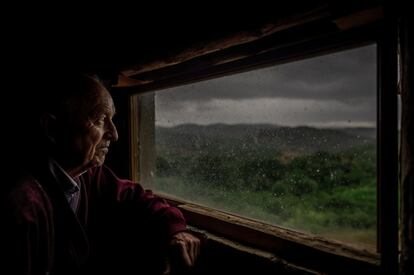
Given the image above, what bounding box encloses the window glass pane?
[152,44,377,250]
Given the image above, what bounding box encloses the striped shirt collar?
[49,158,80,196]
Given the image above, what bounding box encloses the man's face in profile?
[55,80,118,174]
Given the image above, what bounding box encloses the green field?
[153,124,377,249]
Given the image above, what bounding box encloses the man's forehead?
[91,101,116,114]
[89,86,115,108]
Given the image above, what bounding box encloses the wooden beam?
[377,5,399,275]
[400,10,414,275]
[118,4,331,80]
[158,193,380,274]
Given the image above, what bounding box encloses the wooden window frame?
[115,8,399,274]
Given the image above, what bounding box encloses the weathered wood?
[136,93,155,186]
[157,192,380,274]
[333,5,383,30]
[179,203,380,274]
[400,11,414,275]
[112,4,384,91]
[377,6,399,275]
[187,226,320,274]
[118,5,331,80]
[129,95,139,181]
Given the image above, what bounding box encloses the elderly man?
[2,73,200,275]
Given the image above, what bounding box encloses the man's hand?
[170,232,201,267]
[164,231,201,274]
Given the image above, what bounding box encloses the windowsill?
[187,225,321,274]
[157,192,380,274]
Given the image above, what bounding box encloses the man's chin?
[92,156,106,167]
[84,157,105,170]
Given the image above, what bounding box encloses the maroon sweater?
[2,164,187,275]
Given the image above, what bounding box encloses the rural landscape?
[153,123,376,249]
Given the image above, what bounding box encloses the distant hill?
[155,124,376,156]
[340,127,376,139]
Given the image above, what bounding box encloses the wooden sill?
[187,226,320,274]
[157,192,381,274]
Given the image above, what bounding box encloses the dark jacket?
[2,163,186,275]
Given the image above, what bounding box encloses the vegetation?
[153,124,377,249]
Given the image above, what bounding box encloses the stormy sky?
[155,44,377,128]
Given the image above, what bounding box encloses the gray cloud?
[155,98,376,127]
[153,44,377,127]
[156,44,376,105]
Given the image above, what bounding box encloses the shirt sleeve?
[85,165,187,239]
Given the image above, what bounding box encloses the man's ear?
[39,113,58,144]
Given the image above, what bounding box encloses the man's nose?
[107,120,119,141]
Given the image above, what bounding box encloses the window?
[151,44,377,250]
[125,8,399,273]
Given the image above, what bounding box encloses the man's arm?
[87,165,201,270]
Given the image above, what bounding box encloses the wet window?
[151,44,377,250]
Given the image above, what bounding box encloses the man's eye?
[94,116,106,125]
